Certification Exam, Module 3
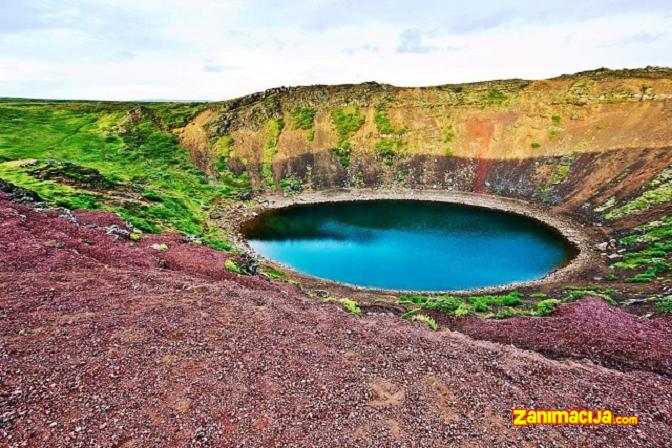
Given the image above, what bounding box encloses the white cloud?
[0,0,670,100]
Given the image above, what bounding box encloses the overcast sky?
[1,0,671,101]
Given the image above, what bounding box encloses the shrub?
[400,308,420,319]
[535,299,560,316]
[422,295,463,314]
[374,108,395,135]
[399,294,430,304]
[291,107,315,130]
[260,265,286,280]
[280,176,302,194]
[331,106,365,145]
[454,303,472,317]
[473,300,490,313]
[531,142,541,149]
[225,259,243,274]
[339,298,362,316]
[332,145,352,168]
[655,297,672,313]
[494,309,514,319]
[412,314,438,331]
[487,89,507,103]
[374,139,400,166]
[500,292,523,306]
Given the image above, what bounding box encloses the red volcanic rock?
[1,198,671,447]
[447,298,672,377]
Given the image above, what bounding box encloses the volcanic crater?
[2,67,672,447]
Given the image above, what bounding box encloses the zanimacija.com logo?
[512,409,638,426]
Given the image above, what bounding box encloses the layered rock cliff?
[177,67,672,225]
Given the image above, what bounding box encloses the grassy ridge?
[0,100,250,250]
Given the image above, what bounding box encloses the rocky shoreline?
[230,188,595,296]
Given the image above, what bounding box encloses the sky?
[0,0,671,101]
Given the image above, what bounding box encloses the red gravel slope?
[1,197,671,447]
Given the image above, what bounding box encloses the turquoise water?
[244,200,573,291]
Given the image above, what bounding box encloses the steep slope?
[183,67,672,226]
[2,197,671,447]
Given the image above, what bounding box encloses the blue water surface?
[244,200,573,291]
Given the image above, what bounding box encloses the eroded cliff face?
[176,67,672,224]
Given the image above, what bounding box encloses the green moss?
[339,298,362,316]
[605,168,672,220]
[291,107,316,130]
[262,117,285,188]
[443,123,455,143]
[655,296,672,313]
[400,292,527,319]
[225,259,244,274]
[332,144,352,168]
[454,303,472,317]
[563,287,616,304]
[0,100,238,251]
[412,314,438,331]
[331,106,365,146]
[535,299,560,316]
[494,309,515,319]
[374,108,395,135]
[486,88,507,104]
[551,115,561,124]
[215,134,235,157]
[530,142,541,149]
[280,176,302,194]
[400,308,420,319]
[260,265,287,280]
[374,139,402,166]
[147,103,207,128]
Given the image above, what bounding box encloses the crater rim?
[236,189,592,295]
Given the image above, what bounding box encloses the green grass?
[280,176,302,194]
[374,139,402,166]
[412,314,438,330]
[0,100,248,251]
[606,168,672,220]
[443,123,455,143]
[339,298,362,316]
[562,286,616,304]
[486,89,507,104]
[609,238,672,283]
[262,117,285,188]
[330,106,364,169]
[331,106,365,146]
[291,107,315,130]
[374,108,395,135]
[259,265,287,281]
[656,296,672,313]
[535,299,560,316]
[399,291,527,319]
[225,259,244,274]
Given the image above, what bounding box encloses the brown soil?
[2,196,671,447]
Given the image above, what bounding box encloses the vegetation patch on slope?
[0,100,249,250]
